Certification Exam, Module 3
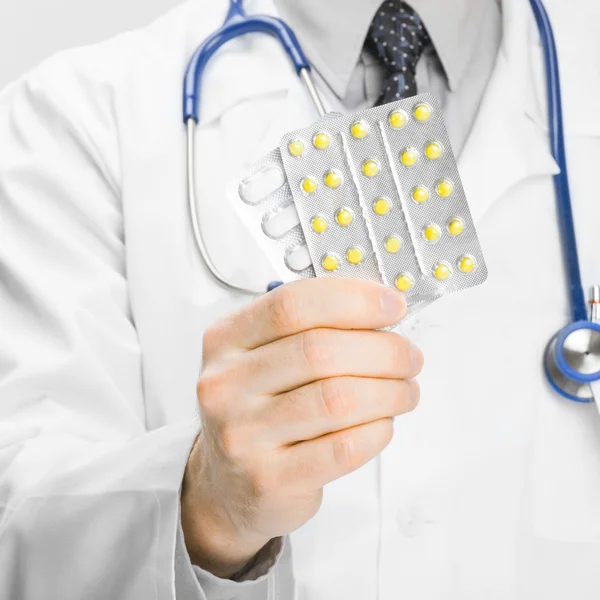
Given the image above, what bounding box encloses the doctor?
[1,0,600,598]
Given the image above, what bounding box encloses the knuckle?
[300,329,334,371]
[202,322,224,356]
[270,287,302,334]
[318,378,356,420]
[332,431,360,473]
[217,423,247,461]
[196,372,224,416]
[197,359,241,420]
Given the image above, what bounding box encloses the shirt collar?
[273,0,498,98]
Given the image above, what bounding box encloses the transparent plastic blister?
[228,148,315,281]
[229,94,487,315]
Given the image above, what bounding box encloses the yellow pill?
[385,236,402,253]
[373,197,391,215]
[414,103,432,121]
[436,179,454,198]
[423,224,441,242]
[395,274,413,292]
[311,216,328,233]
[301,177,317,194]
[434,263,451,280]
[401,148,418,167]
[322,254,339,272]
[325,170,343,189]
[288,139,304,157]
[336,208,354,227]
[351,121,369,139]
[363,160,379,177]
[389,110,407,129]
[425,142,442,160]
[448,218,464,236]
[458,255,476,273]
[313,132,330,150]
[412,186,429,204]
[346,247,363,265]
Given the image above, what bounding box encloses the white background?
[0,0,182,89]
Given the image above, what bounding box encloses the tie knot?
[365,0,432,103]
[367,0,431,73]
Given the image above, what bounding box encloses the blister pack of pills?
[230,94,487,316]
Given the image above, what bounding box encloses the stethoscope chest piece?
[545,319,600,402]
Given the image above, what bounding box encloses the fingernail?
[380,289,406,320]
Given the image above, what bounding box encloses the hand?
[181,278,423,577]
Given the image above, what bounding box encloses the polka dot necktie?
[365,0,432,105]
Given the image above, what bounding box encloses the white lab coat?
[1,0,600,598]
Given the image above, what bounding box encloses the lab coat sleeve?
[0,52,292,599]
[177,528,294,599]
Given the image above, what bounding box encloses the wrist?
[181,494,267,578]
[181,434,270,578]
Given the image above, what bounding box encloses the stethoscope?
[182,0,600,403]
[182,0,326,295]
[528,0,600,403]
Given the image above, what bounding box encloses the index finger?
[215,278,407,350]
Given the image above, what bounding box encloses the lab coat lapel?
[458,0,559,223]
[249,72,323,160]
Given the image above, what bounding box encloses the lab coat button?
[396,508,422,537]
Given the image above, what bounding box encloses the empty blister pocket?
[239,164,286,205]
[262,203,301,239]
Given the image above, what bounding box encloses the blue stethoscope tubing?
[529,0,585,323]
[529,0,600,402]
[182,0,325,295]
[184,0,311,123]
[182,0,600,401]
